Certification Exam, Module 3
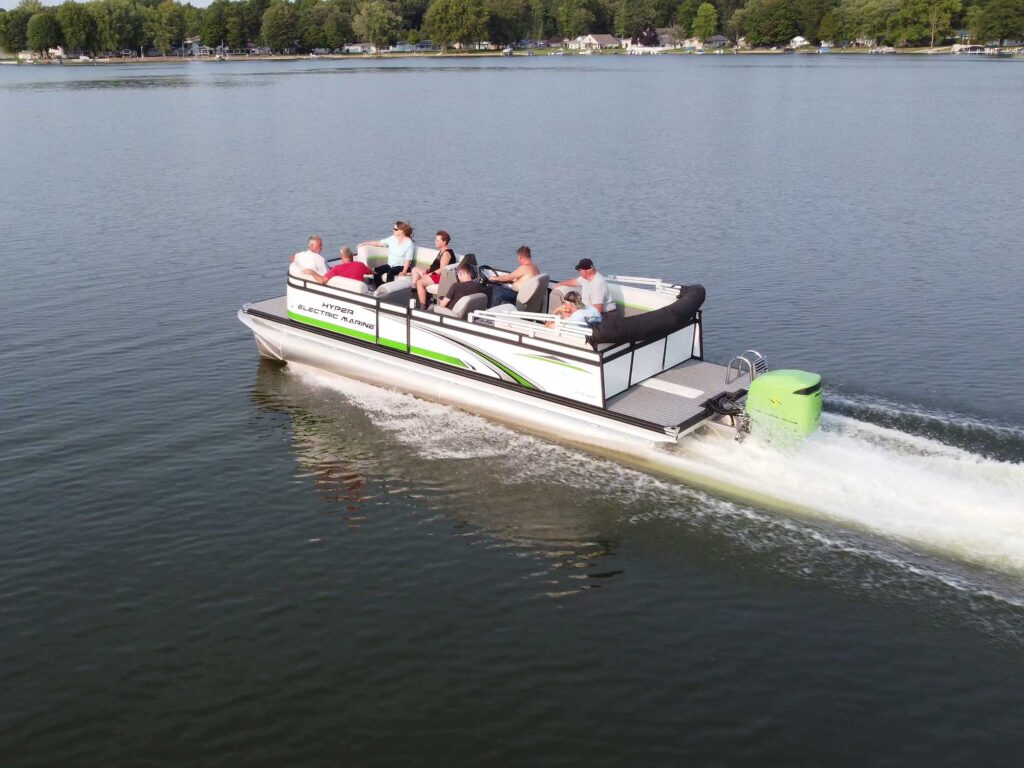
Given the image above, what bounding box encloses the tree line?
[1,0,1021,56]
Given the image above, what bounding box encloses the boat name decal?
[295,302,375,330]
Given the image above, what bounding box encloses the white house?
[568,34,621,50]
[790,35,810,48]
[344,42,376,54]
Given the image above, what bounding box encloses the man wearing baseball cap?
[555,258,617,315]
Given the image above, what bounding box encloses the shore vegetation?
[1,0,1021,58]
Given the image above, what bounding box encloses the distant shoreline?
[3,47,1019,66]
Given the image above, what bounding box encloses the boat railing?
[471,309,594,341]
[605,275,681,297]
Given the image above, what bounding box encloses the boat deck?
[605,359,749,428]
[249,295,287,316]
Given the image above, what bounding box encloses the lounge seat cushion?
[326,276,371,295]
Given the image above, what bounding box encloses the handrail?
[605,274,682,296]
[726,350,767,383]
[470,308,593,339]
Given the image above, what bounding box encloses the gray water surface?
[2,56,1023,766]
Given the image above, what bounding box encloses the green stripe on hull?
[518,353,588,373]
[288,311,376,343]
[288,311,466,368]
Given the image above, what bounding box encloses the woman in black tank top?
[414,230,456,309]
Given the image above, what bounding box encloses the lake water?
[2,55,1023,766]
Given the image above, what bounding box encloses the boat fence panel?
[630,339,668,386]
[286,283,378,343]
[378,305,408,352]
[602,353,632,400]
[664,325,697,369]
[421,322,604,406]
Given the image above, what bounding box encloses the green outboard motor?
[745,370,822,439]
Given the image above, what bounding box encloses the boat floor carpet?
[605,360,749,428]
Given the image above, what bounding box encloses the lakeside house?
[567,34,621,51]
[790,36,811,48]
[344,42,376,54]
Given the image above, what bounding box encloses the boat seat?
[427,264,459,298]
[549,283,623,319]
[288,262,321,280]
[326,276,372,295]
[515,273,549,313]
[433,292,488,320]
[375,276,412,305]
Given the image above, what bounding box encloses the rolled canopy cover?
[590,284,706,346]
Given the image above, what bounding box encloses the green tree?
[795,0,838,41]
[487,0,529,43]
[613,0,656,36]
[203,0,229,46]
[144,0,185,53]
[424,0,486,49]
[27,11,63,53]
[691,0,717,38]
[923,0,959,45]
[1,8,32,52]
[978,0,1024,44]
[261,2,298,49]
[0,11,7,53]
[731,0,796,45]
[95,0,146,52]
[301,0,354,48]
[557,0,594,36]
[674,0,699,34]
[58,2,98,52]
[353,0,403,46]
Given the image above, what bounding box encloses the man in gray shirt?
[555,258,616,315]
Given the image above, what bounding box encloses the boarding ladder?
[726,350,767,384]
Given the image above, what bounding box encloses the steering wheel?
[478,265,498,285]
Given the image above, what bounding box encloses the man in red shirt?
[301,247,372,285]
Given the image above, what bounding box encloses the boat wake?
[284,364,1024,610]
[658,403,1024,577]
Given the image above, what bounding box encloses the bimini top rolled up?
[589,284,706,346]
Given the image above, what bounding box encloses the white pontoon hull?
[239,309,694,450]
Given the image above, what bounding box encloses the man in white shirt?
[290,235,328,275]
[555,258,616,314]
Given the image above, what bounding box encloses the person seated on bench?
[290,235,328,276]
[413,230,456,309]
[554,258,617,315]
[360,221,415,287]
[546,291,601,328]
[435,262,484,312]
[300,247,371,284]
[489,245,539,307]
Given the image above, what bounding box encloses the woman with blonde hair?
[360,220,415,287]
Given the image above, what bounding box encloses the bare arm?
[301,268,328,284]
[358,240,385,247]
[554,277,577,289]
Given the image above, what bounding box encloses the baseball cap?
[574,258,594,270]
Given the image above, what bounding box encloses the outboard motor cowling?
[745,370,822,439]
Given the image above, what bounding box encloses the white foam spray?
[287,364,1024,585]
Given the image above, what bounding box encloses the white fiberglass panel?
[630,340,666,385]
[603,353,632,399]
[664,326,696,369]
[286,285,377,342]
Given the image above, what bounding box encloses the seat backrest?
[357,244,389,269]
[451,292,488,319]
[435,264,459,299]
[326,276,371,295]
[516,273,549,313]
[374,276,412,304]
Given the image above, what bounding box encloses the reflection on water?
[250,360,621,597]
[0,73,272,93]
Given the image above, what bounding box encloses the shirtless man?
[290,235,328,276]
[489,245,540,307]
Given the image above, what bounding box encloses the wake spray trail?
[653,402,1024,576]
[288,364,1024,579]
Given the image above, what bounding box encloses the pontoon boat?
[239,244,822,452]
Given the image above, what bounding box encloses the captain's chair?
[433,292,488,320]
[515,273,549,313]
